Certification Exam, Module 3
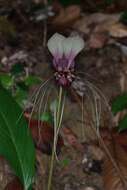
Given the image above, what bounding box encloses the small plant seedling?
[111,93,127,132]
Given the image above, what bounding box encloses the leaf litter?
[1,0,127,190]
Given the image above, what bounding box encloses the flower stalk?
[47,33,84,190]
[47,86,64,190]
[47,145,55,190]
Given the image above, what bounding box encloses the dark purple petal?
[55,71,75,87]
[53,57,75,72]
[58,76,68,86]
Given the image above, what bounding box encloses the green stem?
[47,86,63,190]
[47,148,55,190]
[56,86,63,127]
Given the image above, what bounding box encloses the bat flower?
[47,33,84,86]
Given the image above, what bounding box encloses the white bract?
[47,33,84,69]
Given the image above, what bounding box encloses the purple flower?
[47,33,84,86]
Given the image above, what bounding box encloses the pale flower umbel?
[47,33,84,86]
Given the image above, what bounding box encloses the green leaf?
[17,82,28,91]
[105,0,114,6]
[0,86,35,190]
[41,112,53,124]
[59,158,70,167]
[24,75,42,87]
[111,93,127,115]
[11,64,24,76]
[59,0,80,6]
[120,11,127,25]
[0,74,13,88]
[15,88,28,107]
[118,115,127,132]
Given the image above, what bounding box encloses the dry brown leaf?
[33,0,43,4]
[109,23,127,38]
[62,127,84,152]
[100,128,127,151]
[88,32,108,49]
[4,177,23,190]
[29,120,64,155]
[24,112,64,155]
[36,150,45,176]
[87,144,104,161]
[52,5,81,27]
[73,13,120,34]
[102,142,127,190]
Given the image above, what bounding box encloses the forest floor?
[1,1,127,190]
